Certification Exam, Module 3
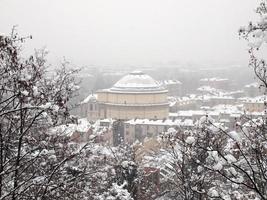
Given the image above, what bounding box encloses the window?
[90,104,93,111]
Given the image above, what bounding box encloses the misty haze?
[1,0,267,199]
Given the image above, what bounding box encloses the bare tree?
[0,29,97,199]
[152,2,267,199]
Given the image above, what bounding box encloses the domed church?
[81,71,169,121]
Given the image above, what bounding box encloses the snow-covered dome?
[111,71,165,92]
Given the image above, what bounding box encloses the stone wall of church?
[97,91,167,105]
[96,88,169,120]
[100,104,168,120]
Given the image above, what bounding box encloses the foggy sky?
[0,0,260,67]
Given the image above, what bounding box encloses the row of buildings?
[71,70,266,146]
[81,71,264,122]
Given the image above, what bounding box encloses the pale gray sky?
[0,0,259,67]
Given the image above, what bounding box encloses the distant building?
[81,71,169,121]
[50,118,92,143]
[169,96,198,112]
[80,93,99,122]
[241,96,266,112]
[200,77,230,90]
[244,82,262,97]
[208,96,236,106]
[124,118,194,144]
[160,80,182,96]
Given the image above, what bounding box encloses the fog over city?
[2,1,267,199]
[0,0,259,66]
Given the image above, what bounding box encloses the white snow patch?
[185,136,195,144]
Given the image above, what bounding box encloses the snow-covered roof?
[50,118,91,136]
[244,82,259,88]
[110,71,166,92]
[210,96,235,100]
[0,33,7,37]
[243,118,264,127]
[125,118,194,127]
[212,104,243,116]
[170,105,244,119]
[176,110,207,117]
[239,95,266,103]
[160,80,182,85]
[81,94,97,104]
[200,77,229,82]
[93,119,115,130]
[197,86,218,93]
